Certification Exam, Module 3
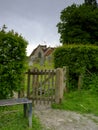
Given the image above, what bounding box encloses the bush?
[0,28,28,99]
[83,73,98,94]
[54,44,98,90]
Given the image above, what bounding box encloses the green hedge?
[0,30,28,99]
[54,44,98,89]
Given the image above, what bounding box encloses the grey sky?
[0,0,84,55]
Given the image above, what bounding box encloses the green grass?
[29,61,54,70]
[0,105,43,130]
[52,90,98,116]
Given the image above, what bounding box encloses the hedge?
[54,44,98,89]
[0,30,28,99]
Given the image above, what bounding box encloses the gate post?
[55,68,64,104]
[63,66,69,92]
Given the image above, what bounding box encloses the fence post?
[63,66,69,92]
[55,68,64,104]
[78,73,83,90]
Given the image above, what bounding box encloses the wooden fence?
[25,67,67,104]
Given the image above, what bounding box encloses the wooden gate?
[25,68,65,104]
[25,68,56,104]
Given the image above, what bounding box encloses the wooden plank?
[44,69,47,104]
[47,70,50,104]
[27,69,31,98]
[51,70,55,102]
[0,98,32,128]
[39,69,43,104]
[0,98,32,106]
[25,70,56,75]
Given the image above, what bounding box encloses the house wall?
[34,46,45,59]
[29,46,45,66]
[29,45,55,66]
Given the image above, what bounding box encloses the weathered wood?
[25,68,64,104]
[78,73,83,90]
[48,70,50,104]
[27,69,31,98]
[63,66,69,92]
[52,70,55,103]
[0,98,31,106]
[32,69,56,103]
[55,68,64,104]
[25,70,56,75]
[28,103,32,127]
[0,98,32,128]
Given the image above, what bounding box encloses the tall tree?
[57,4,98,45]
[85,0,97,6]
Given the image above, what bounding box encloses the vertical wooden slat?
[33,69,35,101]
[27,69,30,98]
[51,70,54,103]
[42,70,45,104]
[45,70,47,104]
[31,70,34,105]
[37,69,39,103]
[35,69,38,104]
[47,70,50,104]
[39,70,42,104]
[32,70,34,102]
[33,69,37,104]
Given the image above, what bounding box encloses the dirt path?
[34,104,98,130]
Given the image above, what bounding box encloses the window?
[38,52,42,58]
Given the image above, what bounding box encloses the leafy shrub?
[83,73,98,94]
[0,28,28,99]
[54,44,98,90]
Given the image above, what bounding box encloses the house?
[29,44,55,66]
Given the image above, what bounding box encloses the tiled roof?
[45,48,55,56]
[29,44,55,57]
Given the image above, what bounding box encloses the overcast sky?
[0,0,84,56]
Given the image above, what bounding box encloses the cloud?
[0,0,84,56]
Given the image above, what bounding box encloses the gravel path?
[34,104,98,130]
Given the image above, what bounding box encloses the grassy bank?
[0,105,43,130]
[52,90,98,116]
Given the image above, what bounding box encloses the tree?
[0,25,28,99]
[57,3,98,45]
[85,0,97,7]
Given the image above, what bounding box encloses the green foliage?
[0,105,43,130]
[0,26,28,99]
[57,3,98,44]
[52,90,98,116]
[85,0,98,7]
[83,73,98,93]
[89,74,98,93]
[54,44,98,89]
[31,61,54,70]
